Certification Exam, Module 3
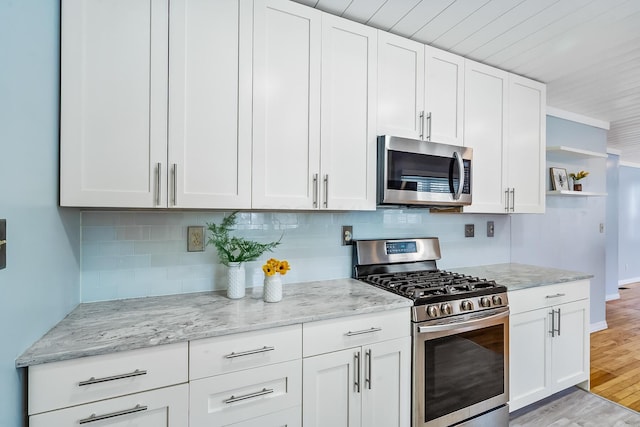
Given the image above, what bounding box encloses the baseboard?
[618,277,640,286]
[606,292,620,301]
[590,321,608,333]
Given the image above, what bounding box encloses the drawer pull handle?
[225,387,274,404]
[345,327,382,337]
[79,404,147,424]
[545,293,566,299]
[78,369,147,387]
[224,346,275,359]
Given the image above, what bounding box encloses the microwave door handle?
[453,151,464,200]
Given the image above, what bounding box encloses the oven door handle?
[417,307,509,334]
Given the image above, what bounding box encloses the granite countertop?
[450,263,593,291]
[16,278,412,368]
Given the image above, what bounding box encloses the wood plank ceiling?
[293,0,640,163]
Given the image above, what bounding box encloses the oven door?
[378,135,472,207]
[413,307,509,427]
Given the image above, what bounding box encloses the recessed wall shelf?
[546,146,607,160]
[546,190,607,197]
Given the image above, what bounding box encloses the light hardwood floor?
[591,283,640,411]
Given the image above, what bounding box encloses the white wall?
[618,164,640,284]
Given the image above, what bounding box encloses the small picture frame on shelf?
[550,167,569,191]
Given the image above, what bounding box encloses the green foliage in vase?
[206,212,281,266]
[569,170,589,181]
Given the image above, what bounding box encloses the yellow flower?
[278,260,291,275]
[262,258,291,276]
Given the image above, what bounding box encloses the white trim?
[607,147,622,155]
[606,292,620,301]
[619,161,640,169]
[590,321,608,333]
[546,106,610,130]
[618,277,640,286]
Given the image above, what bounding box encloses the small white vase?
[227,262,245,299]
[263,274,283,303]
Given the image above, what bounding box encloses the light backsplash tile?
[80,210,511,302]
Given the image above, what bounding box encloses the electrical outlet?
[342,225,353,246]
[187,226,205,252]
[0,219,5,270]
[465,224,475,238]
[599,223,605,233]
[487,221,495,237]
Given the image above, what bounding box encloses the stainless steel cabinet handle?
[345,327,382,336]
[224,346,275,359]
[354,351,361,393]
[549,309,555,337]
[323,174,329,208]
[79,404,147,424]
[224,388,274,404]
[172,163,177,206]
[426,112,432,141]
[510,188,515,212]
[419,111,425,139]
[313,174,318,208]
[556,307,561,336]
[545,293,566,299]
[504,188,510,212]
[365,349,372,390]
[156,162,161,206]
[78,369,147,386]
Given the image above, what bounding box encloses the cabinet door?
[30,384,188,427]
[551,299,590,391]
[463,60,508,213]
[252,0,321,209]
[60,0,168,208]
[507,74,546,213]
[377,31,425,139]
[320,15,377,211]
[303,348,361,427]
[168,0,251,208]
[361,337,411,427]
[424,46,464,145]
[509,308,551,412]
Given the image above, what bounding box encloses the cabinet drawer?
[29,383,188,427]
[509,280,590,314]
[303,309,410,357]
[190,324,301,380]
[28,342,188,415]
[190,360,301,427]
[227,406,301,427]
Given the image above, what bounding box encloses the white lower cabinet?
[509,281,590,411]
[302,309,411,427]
[29,384,188,427]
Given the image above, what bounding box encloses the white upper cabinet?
[507,74,546,213]
[377,32,425,140]
[320,14,377,211]
[253,0,376,210]
[168,0,252,209]
[60,0,169,208]
[424,46,465,145]
[463,60,509,214]
[61,0,250,209]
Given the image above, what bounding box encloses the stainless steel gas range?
[353,238,509,427]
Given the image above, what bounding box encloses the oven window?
[423,324,505,423]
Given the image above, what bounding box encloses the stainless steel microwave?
[377,135,472,207]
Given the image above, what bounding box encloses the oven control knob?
[427,305,440,318]
[440,303,452,315]
[492,295,503,306]
[460,300,474,311]
[480,297,491,308]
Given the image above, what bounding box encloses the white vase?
[263,274,283,303]
[227,262,245,299]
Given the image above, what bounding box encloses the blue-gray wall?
[618,165,640,283]
[0,2,81,426]
[606,154,620,299]
[512,116,608,328]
